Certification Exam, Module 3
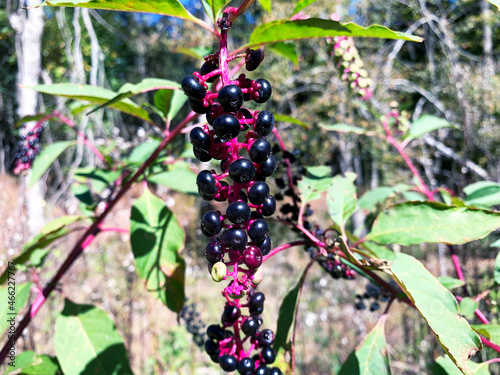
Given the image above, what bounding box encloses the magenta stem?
[263,241,307,262]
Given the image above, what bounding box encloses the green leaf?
[130,189,185,312]
[274,269,307,352]
[357,184,412,211]
[147,163,198,195]
[126,140,162,165]
[31,83,154,124]
[320,123,368,134]
[88,78,180,116]
[5,351,62,375]
[437,276,466,291]
[246,19,423,49]
[74,167,122,193]
[298,166,333,203]
[39,0,207,28]
[433,355,491,375]
[491,239,500,248]
[459,298,478,319]
[487,0,500,10]
[154,89,187,122]
[267,42,299,65]
[366,202,500,245]
[464,181,500,207]
[207,0,231,21]
[175,46,212,60]
[406,115,456,141]
[15,114,50,127]
[0,216,83,284]
[293,0,319,14]
[71,183,94,206]
[365,245,482,374]
[257,0,271,12]
[29,140,75,187]
[327,173,357,229]
[338,316,391,375]
[274,114,308,129]
[54,299,133,375]
[0,283,32,336]
[471,324,500,346]
[494,251,500,285]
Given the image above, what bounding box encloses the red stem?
[0,111,197,365]
[262,241,306,262]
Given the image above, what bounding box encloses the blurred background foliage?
[0,0,499,373]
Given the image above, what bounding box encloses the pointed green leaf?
[274,114,308,129]
[130,189,185,312]
[4,351,62,375]
[0,283,32,336]
[266,43,299,65]
[0,216,83,284]
[327,173,357,228]
[31,84,154,124]
[39,0,209,29]
[437,276,465,291]
[494,251,500,284]
[464,181,500,207]
[471,324,500,346]
[433,355,491,375]
[30,140,75,187]
[126,140,162,165]
[365,244,482,374]
[298,166,333,203]
[366,202,500,245]
[147,163,198,195]
[293,0,319,15]
[491,239,500,248]
[175,46,213,60]
[153,88,187,122]
[320,123,368,134]
[459,298,478,319]
[74,167,122,194]
[208,0,231,21]
[246,19,423,49]
[88,78,180,116]
[406,115,456,142]
[357,184,412,211]
[55,299,133,375]
[338,316,391,375]
[257,0,271,12]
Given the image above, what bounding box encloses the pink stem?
[100,227,129,234]
[52,111,106,163]
[263,241,307,262]
[481,337,500,354]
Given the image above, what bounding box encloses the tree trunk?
[10,0,45,236]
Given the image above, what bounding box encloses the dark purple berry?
[205,340,219,356]
[182,75,206,100]
[248,181,270,205]
[237,107,253,130]
[253,79,272,103]
[261,196,276,216]
[258,329,275,347]
[190,127,211,151]
[249,292,265,310]
[237,357,256,375]
[222,304,241,324]
[249,138,272,163]
[261,155,276,177]
[269,368,283,375]
[196,171,217,196]
[213,114,241,140]
[205,240,224,263]
[255,111,275,137]
[243,246,262,269]
[219,354,238,372]
[189,98,210,114]
[242,316,260,336]
[201,210,222,236]
[261,346,276,364]
[229,158,256,183]
[370,302,380,311]
[193,147,212,162]
[248,219,269,243]
[226,201,251,224]
[201,61,219,82]
[218,84,244,112]
[224,228,248,251]
[245,49,265,71]
[255,365,269,375]
[259,235,272,256]
[207,324,225,341]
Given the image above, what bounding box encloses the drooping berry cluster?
[179,300,207,347]
[332,36,373,101]
[204,291,282,375]
[354,282,391,311]
[12,121,45,175]
[183,13,279,373]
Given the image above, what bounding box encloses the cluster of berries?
[12,122,44,175]
[204,291,282,375]
[354,282,390,311]
[178,300,206,347]
[182,14,279,373]
[332,36,373,101]
[305,247,356,280]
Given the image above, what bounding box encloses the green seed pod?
[211,261,227,282]
[252,267,264,285]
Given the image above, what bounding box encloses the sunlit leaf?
[0,283,32,336]
[327,172,357,229]
[298,166,332,203]
[406,115,456,142]
[320,123,367,134]
[30,140,75,187]
[293,0,319,15]
[464,181,500,207]
[437,276,465,291]
[4,351,61,375]
[266,42,299,65]
[274,114,308,129]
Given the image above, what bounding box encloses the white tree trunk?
[10,0,45,235]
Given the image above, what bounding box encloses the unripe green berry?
[252,267,264,285]
[211,262,227,282]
